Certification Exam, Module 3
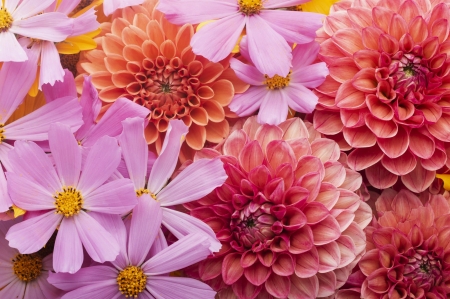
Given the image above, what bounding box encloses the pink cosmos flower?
[48,209,216,299]
[157,0,324,77]
[5,123,138,273]
[117,117,227,250]
[0,53,83,212]
[0,0,73,62]
[0,218,64,299]
[230,40,328,125]
[185,116,372,299]
[313,0,450,192]
[103,0,145,16]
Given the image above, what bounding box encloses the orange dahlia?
[313,0,450,192]
[76,0,247,160]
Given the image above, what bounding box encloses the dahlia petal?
[11,13,72,42]
[342,126,377,148]
[229,58,264,85]
[329,58,360,84]
[366,95,394,121]
[335,81,366,109]
[190,13,245,63]
[246,15,292,77]
[367,268,389,293]
[289,276,319,299]
[317,241,340,272]
[332,28,364,56]
[258,90,288,125]
[223,129,248,158]
[285,84,319,113]
[266,140,296,171]
[323,162,346,187]
[380,151,417,176]
[316,272,337,297]
[243,261,270,286]
[295,248,319,278]
[53,217,83,274]
[336,235,356,267]
[221,252,244,285]
[272,253,295,276]
[311,215,341,245]
[347,145,384,171]
[128,195,162,266]
[6,210,60,254]
[311,138,341,163]
[365,162,398,189]
[428,114,450,142]
[239,140,264,173]
[42,69,77,103]
[74,211,119,263]
[146,276,216,299]
[401,163,436,193]
[372,7,394,33]
[49,123,81,187]
[229,86,265,117]
[377,126,409,158]
[265,274,290,298]
[313,111,344,135]
[77,136,121,195]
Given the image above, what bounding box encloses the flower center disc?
[12,254,43,282]
[117,266,147,297]
[0,124,5,143]
[54,187,83,217]
[238,0,263,15]
[264,72,291,90]
[0,7,13,32]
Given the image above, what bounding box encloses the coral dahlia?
[313,0,450,192]
[77,0,247,161]
[185,116,372,299]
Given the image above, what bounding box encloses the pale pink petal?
[246,15,292,77]
[60,281,120,299]
[191,13,245,62]
[83,178,137,214]
[55,0,81,14]
[6,172,55,210]
[38,41,65,88]
[147,120,188,194]
[4,0,20,12]
[11,13,72,42]
[264,0,308,8]
[148,228,168,257]
[117,117,148,190]
[77,136,121,195]
[103,0,146,16]
[0,31,26,62]
[128,195,162,266]
[49,123,82,187]
[229,86,265,117]
[75,76,101,141]
[6,210,61,254]
[258,90,288,125]
[142,233,211,275]
[74,211,120,263]
[291,63,329,88]
[156,0,238,24]
[12,0,55,19]
[0,278,25,299]
[285,84,318,113]
[229,58,264,85]
[47,265,118,291]
[42,69,77,102]
[291,41,321,69]
[147,276,216,299]
[0,143,12,171]
[0,168,11,212]
[157,158,227,205]
[80,98,149,147]
[53,217,83,274]
[4,97,83,141]
[72,7,99,36]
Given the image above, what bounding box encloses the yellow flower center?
[136,188,157,199]
[54,187,83,217]
[0,7,13,32]
[117,266,147,298]
[238,0,263,15]
[0,123,5,143]
[264,72,291,89]
[12,254,43,282]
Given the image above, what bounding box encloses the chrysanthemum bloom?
[313,0,450,193]
[0,0,73,62]
[341,189,450,298]
[157,0,324,77]
[0,218,63,299]
[118,117,226,250]
[77,0,247,161]
[230,40,328,125]
[5,123,138,273]
[48,207,215,299]
[184,116,372,299]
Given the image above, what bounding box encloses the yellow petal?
[12,205,26,218]
[299,0,339,14]
[27,69,40,97]
[437,174,450,190]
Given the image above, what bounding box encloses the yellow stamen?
[238,0,263,15]
[136,188,149,197]
[0,7,12,32]
[264,71,291,90]
[54,187,83,217]
[117,266,147,298]
[0,123,4,143]
[12,254,43,282]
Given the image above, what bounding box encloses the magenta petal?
[75,76,100,141]
[0,31,27,62]
[53,217,83,274]
[42,69,77,103]
[11,12,72,42]
[47,265,118,291]
[157,158,227,206]
[147,276,216,299]
[0,278,25,299]
[285,84,318,114]
[148,228,169,257]
[38,41,64,88]
[23,277,47,299]
[6,210,61,254]
[229,86,265,117]
[258,90,288,125]
[148,119,188,194]
[142,233,211,275]
[246,15,292,77]
[191,13,245,62]
[36,274,65,299]
[0,168,11,212]
[230,58,264,85]
[291,41,321,69]
[57,281,120,299]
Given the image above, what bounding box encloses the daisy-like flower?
[0,218,64,299]
[48,210,216,299]
[77,0,248,161]
[230,40,328,125]
[0,0,73,62]
[157,0,324,77]
[0,53,83,212]
[185,116,372,299]
[313,0,450,192]
[117,117,227,250]
[5,123,138,273]
[337,189,450,299]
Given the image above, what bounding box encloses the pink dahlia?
[184,116,372,299]
[313,0,450,192]
[157,0,324,77]
[338,189,450,298]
